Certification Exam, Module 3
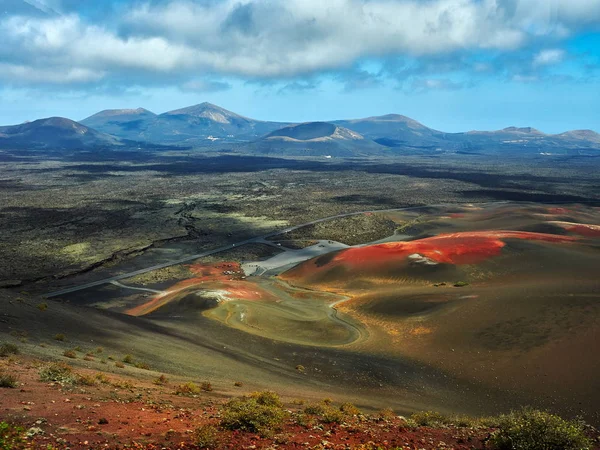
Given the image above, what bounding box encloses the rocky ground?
[1,354,578,450]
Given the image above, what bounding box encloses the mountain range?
[1,102,599,155]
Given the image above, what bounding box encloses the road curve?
[44,202,500,298]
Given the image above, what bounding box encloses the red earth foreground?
[0,356,568,450]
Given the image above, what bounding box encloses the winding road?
[44,203,489,298]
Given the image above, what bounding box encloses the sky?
[0,0,599,133]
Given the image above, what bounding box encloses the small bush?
[153,374,168,386]
[221,396,286,436]
[63,349,77,359]
[234,381,243,387]
[36,302,48,311]
[95,373,111,384]
[295,413,315,428]
[377,407,395,420]
[320,405,345,424]
[54,334,65,341]
[194,424,219,449]
[490,408,591,450]
[122,354,133,364]
[450,415,479,428]
[304,403,326,415]
[340,402,361,416]
[175,382,200,395]
[134,362,150,370]
[0,373,17,388]
[39,362,75,385]
[95,347,103,354]
[115,361,125,368]
[304,401,345,424]
[410,411,450,427]
[0,422,25,450]
[250,391,282,407]
[0,343,19,357]
[76,373,96,386]
[453,281,469,287]
[200,381,213,392]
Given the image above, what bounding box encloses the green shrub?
[0,343,19,357]
[304,403,326,415]
[320,405,345,424]
[340,402,361,416]
[95,373,111,384]
[410,411,450,427]
[76,373,97,386]
[134,362,150,370]
[0,373,17,388]
[0,422,25,450]
[175,382,200,395]
[63,349,77,359]
[303,401,346,424]
[220,396,285,436]
[377,407,395,420]
[39,362,76,385]
[194,424,219,449]
[122,354,133,364]
[54,334,65,341]
[453,281,469,287]
[115,361,125,368]
[250,391,282,407]
[490,408,591,450]
[153,374,168,386]
[36,302,48,311]
[200,381,212,392]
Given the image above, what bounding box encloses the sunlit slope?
[280,204,600,418]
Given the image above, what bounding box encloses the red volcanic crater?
[126,262,276,316]
[283,231,577,284]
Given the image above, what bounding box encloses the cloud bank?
[0,0,599,91]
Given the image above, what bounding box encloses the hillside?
[334,114,450,149]
[80,108,157,140]
[82,103,287,145]
[0,117,122,149]
[244,121,386,156]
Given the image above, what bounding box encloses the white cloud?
[411,78,465,91]
[533,49,566,66]
[0,0,598,85]
[0,62,104,83]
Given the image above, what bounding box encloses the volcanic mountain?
[334,114,450,149]
[0,117,122,149]
[82,102,287,145]
[245,122,386,156]
[80,108,157,141]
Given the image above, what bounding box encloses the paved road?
[43,203,480,298]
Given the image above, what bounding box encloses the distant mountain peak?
[163,102,250,124]
[0,116,121,149]
[502,126,545,135]
[83,108,156,121]
[266,122,364,142]
[558,129,600,143]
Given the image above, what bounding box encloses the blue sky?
[0,0,599,133]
